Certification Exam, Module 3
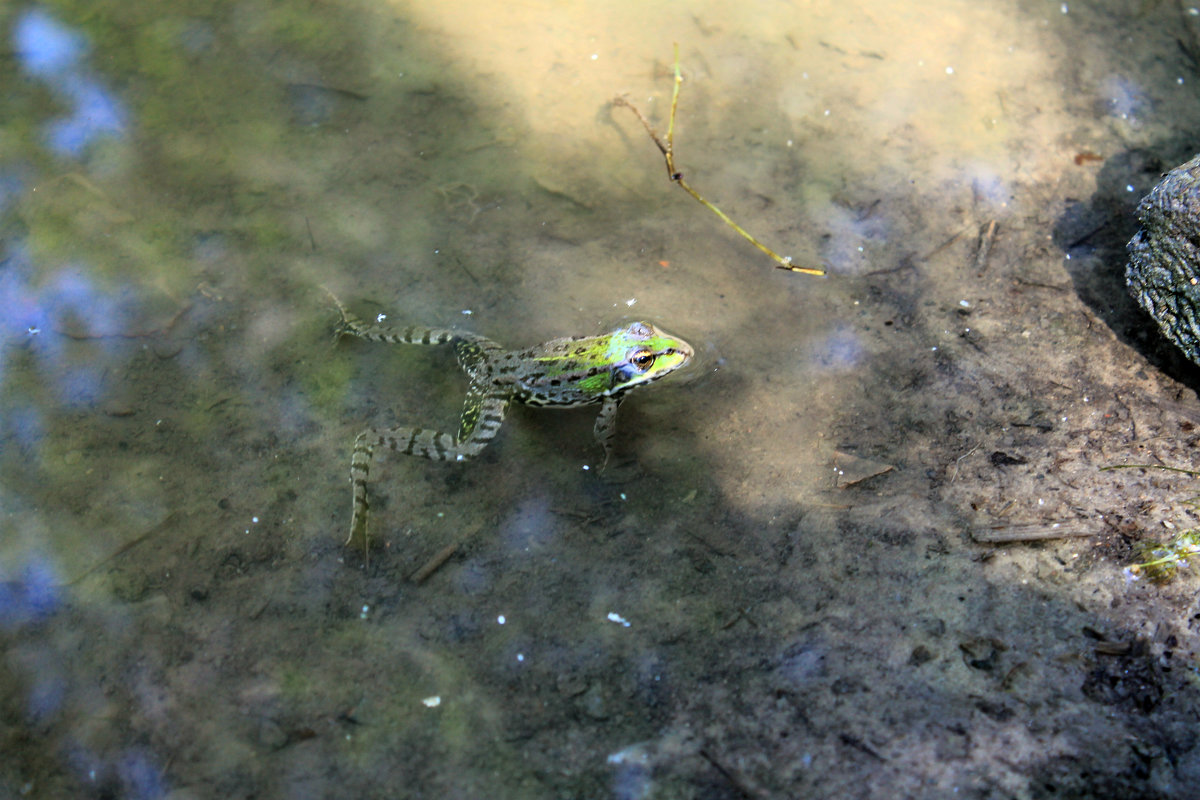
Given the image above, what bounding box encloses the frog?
[324,290,694,549]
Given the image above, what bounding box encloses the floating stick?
[614,45,825,276]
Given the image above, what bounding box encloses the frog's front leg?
[593,395,624,467]
[345,383,512,550]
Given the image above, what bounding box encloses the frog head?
[590,321,693,397]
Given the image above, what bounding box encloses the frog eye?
[630,349,656,371]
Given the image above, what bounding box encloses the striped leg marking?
[345,383,511,550]
[326,289,511,549]
[324,286,488,351]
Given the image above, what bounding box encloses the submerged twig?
[950,443,979,483]
[974,219,997,275]
[972,521,1097,543]
[699,748,769,799]
[613,44,825,276]
[410,541,460,584]
[1100,463,1200,477]
[58,301,192,341]
[408,521,486,584]
[63,512,181,586]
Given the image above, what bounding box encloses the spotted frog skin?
[326,291,694,548]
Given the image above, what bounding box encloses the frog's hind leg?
[454,382,512,455]
[453,337,505,379]
[323,287,460,348]
[345,383,511,549]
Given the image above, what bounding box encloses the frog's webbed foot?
[347,429,377,557]
[320,286,358,342]
[346,426,445,556]
[599,457,641,484]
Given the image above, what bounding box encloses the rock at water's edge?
[1127,153,1200,365]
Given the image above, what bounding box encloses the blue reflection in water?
[61,744,168,800]
[0,558,60,630]
[0,244,47,336]
[2,404,45,454]
[25,666,66,724]
[1,243,129,405]
[4,14,168,799]
[0,170,26,217]
[12,8,86,76]
[46,77,127,156]
[499,494,556,552]
[610,761,652,800]
[810,325,863,372]
[13,8,127,157]
[963,163,1010,212]
[46,266,125,336]
[819,201,890,275]
[1101,74,1148,123]
[116,749,167,800]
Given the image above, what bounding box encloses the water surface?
[4,0,1200,796]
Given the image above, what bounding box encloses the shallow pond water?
[4,1,1200,797]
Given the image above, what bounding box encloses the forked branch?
[613,45,825,276]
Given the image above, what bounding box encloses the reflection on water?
[3,0,1200,796]
[0,558,59,628]
[4,6,122,383]
[14,9,126,156]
